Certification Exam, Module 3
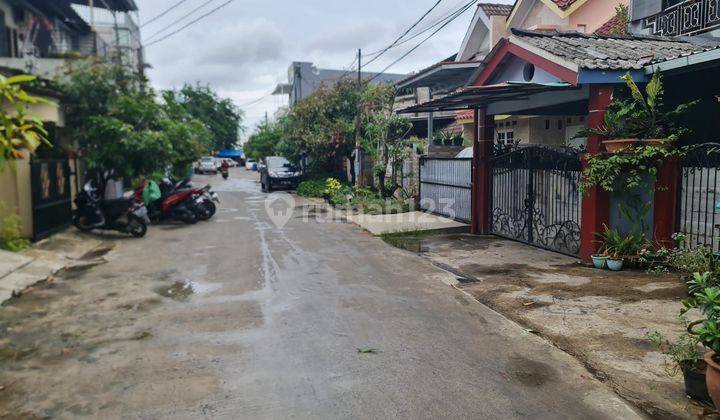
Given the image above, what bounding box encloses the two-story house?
[0,0,140,241]
[273,61,406,109]
[397,0,629,154]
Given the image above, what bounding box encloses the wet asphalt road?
[2,168,644,419]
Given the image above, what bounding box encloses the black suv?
[260,156,301,192]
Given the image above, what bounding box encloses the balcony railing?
[39,33,112,59]
[643,0,720,36]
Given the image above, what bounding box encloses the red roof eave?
[472,38,579,86]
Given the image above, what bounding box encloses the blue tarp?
[217,149,243,158]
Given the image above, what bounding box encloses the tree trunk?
[347,155,356,185]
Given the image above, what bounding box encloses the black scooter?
[73,182,150,237]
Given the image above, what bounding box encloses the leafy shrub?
[667,245,718,274]
[297,179,327,198]
[356,197,413,215]
[325,178,342,196]
[0,211,29,252]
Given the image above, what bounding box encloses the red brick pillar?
[579,85,614,262]
[471,107,494,234]
[653,156,680,248]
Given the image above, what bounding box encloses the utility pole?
[89,0,96,54]
[112,11,121,64]
[354,48,362,186]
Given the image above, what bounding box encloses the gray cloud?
[141,0,514,132]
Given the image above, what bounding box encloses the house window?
[497,131,514,145]
[557,120,563,130]
[545,120,550,130]
[577,24,587,33]
[566,117,572,123]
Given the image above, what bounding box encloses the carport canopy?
[397,82,577,114]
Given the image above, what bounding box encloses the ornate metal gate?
[677,143,720,251]
[490,145,582,256]
[30,159,72,240]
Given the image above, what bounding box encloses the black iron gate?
[677,143,720,252]
[30,159,72,240]
[490,145,582,256]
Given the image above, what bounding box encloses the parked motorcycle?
[167,178,219,221]
[138,180,201,224]
[73,182,150,237]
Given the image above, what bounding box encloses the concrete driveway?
[0,169,643,419]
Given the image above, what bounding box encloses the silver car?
[197,157,217,175]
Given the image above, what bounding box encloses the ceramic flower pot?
[606,258,624,271]
[602,138,667,154]
[705,351,720,408]
[591,254,608,269]
[602,139,639,153]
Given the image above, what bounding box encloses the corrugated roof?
[512,28,718,70]
[478,3,513,17]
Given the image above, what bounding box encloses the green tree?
[60,61,213,182]
[0,74,51,170]
[168,84,244,150]
[360,83,411,197]
[244,119,282,161]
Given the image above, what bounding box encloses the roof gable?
[472,37,579,86]
[507,0,590,27]
[473,28,718,87]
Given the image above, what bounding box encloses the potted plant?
[594,226,647,271]
[646,328,711,403]
[576,71,694,154]
[591,253,608,270]
[452,133,464,147]
[686,284,720,407]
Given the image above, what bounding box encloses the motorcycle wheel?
[182,210,198,225]
[202,200,217,218]
[128,217,148,238]
[73,215,95,232]
[195,205,211,221]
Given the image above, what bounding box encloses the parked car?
[197,156,218,175]
[260,156,301,192]
[245,158,256,171]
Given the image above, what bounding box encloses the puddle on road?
[154,280,222,301]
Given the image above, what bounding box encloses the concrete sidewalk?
[387,232,707,419]
[0,230,108,303]
[346,211,469,235]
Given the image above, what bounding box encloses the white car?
[245,158,256,171]
[197,157,218,175]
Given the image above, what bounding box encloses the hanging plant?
[580,144,677,194]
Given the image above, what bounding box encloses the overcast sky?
[139,0,513,138]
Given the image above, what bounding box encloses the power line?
[145,0,236,48]
[362,0,442,69]
[368,0,476,82]
[238,92,273,108]
[144,0,217,43]
[364,0,472,58]
[141,0,191,28]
